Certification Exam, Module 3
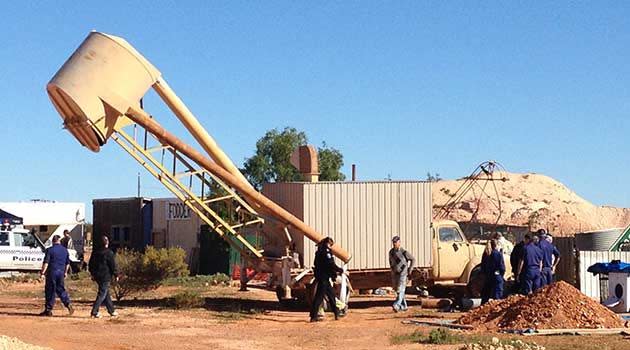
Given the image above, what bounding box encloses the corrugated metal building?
[92,198,152,251]
[263,181,432,271]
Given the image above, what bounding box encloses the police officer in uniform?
[481,239,505,303]
[510,238,526,293]
[536,229,560,286]
[309,237,344,322]
[39,235,74,316]
[516,234,543,294]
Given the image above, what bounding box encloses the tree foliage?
[318,142,346,182]
[242,127,345,189]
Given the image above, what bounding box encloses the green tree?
[242,127,346,189]
[318,142,346,182]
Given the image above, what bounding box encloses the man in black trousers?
[88,235,119,318]
[309,237,345,322]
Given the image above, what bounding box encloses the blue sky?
[1,2,629,220]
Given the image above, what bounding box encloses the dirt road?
[1,281,629,350]
[0,283,434,350]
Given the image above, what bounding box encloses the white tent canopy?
[0,201,85,225]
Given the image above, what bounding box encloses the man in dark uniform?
[39,235,74,316]
[309,237,344,322]
[89,235,119,318]
[510,238,526,293]
[537,230,560,286]
[481,239,505,303]
[517,234,543,294]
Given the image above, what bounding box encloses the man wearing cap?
[389,236,416,312]
[536,229,560,286]
[39,235,74,316]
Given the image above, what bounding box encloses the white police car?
[0,223,81,272]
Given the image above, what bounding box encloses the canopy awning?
[0,209,23,225]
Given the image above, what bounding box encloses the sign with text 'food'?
[166,202,191,221]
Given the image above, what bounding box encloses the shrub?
[171,290,204,309]
[164,274,231,288]
[427,328,461,344]
[113,246,189,301]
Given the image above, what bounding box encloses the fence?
[554,237,576,285]
[578,250,630,301]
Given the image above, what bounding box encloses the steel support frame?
[110,117,264,261]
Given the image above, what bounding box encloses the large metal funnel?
[46,31,161,152]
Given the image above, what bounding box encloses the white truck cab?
[0,223,81,272]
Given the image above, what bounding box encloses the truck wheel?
[466,265,485,298]
[70,262,82,274]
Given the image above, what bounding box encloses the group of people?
[40,232,119,318]
[477,229,562,304]
[511,229,561,294]
[43,229,559,321]
[309,235,416,322]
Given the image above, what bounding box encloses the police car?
[0,221,81,272]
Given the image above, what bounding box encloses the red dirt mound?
[457,281,625,330]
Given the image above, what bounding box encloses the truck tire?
[70,262,82,274]
[466,265,485,298]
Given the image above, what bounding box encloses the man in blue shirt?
[536,230,560,286]
[517,234,543,294]
[39,235,74,316]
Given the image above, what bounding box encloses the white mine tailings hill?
[432,172,630,236]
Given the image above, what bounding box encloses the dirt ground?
[1,280,629,350]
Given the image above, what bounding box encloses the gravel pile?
[0,336,52,350]
[457,281,625,331]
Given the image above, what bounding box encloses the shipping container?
[263,181,432,271]
[92,198,152,251]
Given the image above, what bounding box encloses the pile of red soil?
[457,281,625,330]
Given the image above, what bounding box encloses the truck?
[262,181,512,303]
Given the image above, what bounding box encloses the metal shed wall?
[575,228,624,251]
[152,198,201,267]
[264,181,432,271]
[92,198,148,251]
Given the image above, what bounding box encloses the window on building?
[112,227,120,242]
[39,225,48,233]
[122,227,130,242]
[439,226,464,242]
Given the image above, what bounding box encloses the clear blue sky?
[1,2,629,221]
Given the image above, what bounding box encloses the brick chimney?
[290,145,319,182]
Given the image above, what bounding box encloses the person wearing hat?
[389,236,415,312]
[536,229,560,286]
